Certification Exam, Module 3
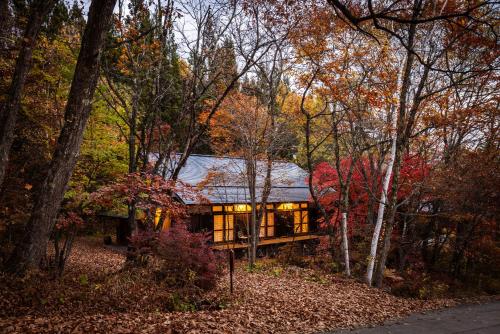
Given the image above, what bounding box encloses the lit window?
[293,210,309,234]
[267,212,275,236]
[214,214,224,242]
[302,210,309,232]
[234,204,251,212]
[259,216,267,237]
[225,215,234,241]
[213,206,223,212]
[214,231,223,242]
[294,211,301,233]
[214,214,234,242]
[277,203,294,210]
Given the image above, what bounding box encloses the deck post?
[229,249,234,294]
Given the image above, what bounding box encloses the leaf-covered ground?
[0,238,458,333]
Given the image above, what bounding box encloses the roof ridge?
[178,153,298,164]
[186,153,246,160]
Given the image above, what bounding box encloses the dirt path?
[330,301,500,334]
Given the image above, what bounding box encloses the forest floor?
[0,237,490,333]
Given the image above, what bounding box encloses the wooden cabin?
[161,154,319,250]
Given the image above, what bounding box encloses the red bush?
[128,224,221,290]
[157,224,220,290]
[127,230,160,265]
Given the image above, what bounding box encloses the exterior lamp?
[278,203,294,211]
[234,204,250,212]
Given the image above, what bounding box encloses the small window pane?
[292,203,300,209]
[266,204,273,209]
[302,223,308,233]
[267,226,274,237]
[214,215,223,230]
[226,229,234,241]
[225,205,233,211]
[301,210,308,223]
[300,203,308,208]
[294,223,301,233]
[293,211,301,224]
[267,212,274,226]
[213,206,223,212]
[260,227,265,237]
[226,215,234,229]
[214,230,223,242]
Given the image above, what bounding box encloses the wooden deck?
[212,234,319,250]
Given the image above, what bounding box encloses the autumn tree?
[100,0,180,237]
[0,3,86,262]
[291,7,399,276]
[6,0,117,273]
[327,0,498,287]
[0,0,57,187]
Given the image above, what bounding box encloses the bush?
[156,224,221,290]
[482,277,500,295]
[391,271,451,299]
[127,225,221,290]
[127,230,159,265]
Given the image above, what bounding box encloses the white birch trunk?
[366,106,398,286]
[340,212,351,277]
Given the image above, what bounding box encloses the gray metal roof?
[157,154,311,205]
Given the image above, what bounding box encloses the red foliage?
[55,212,85,230]
[50,211,86,275]
[312,159,375,231]
[128,224,220,290]
[157,223,220,290]
[398,154,430,199]
[90,172,205,223]
[312,155,429,231]
[127,230,160,263]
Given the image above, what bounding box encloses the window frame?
[212,202,309,242]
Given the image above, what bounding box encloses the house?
[163,154,319,250]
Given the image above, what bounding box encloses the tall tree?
[0,0,57,188]
[7,0,117,273]
[0,0,12,49]
[328,0,498,287]
[167,0,276,181]
[101,0,179,237]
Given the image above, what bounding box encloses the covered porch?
[212,234,320,250]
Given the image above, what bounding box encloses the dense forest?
[0,0,498,332]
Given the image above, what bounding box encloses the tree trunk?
[374,151,403,287]
[6,0,117,274]
[247,158,257,269]
[249,193,257,268]
[0,0,56,188]
[340,211,350,277]
[398,215,409,272]
[0,0,12,50]
[366,105,398,286]
[127,79,139,239]
[373,8,420,287]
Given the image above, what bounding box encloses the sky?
[78,0,199,56]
